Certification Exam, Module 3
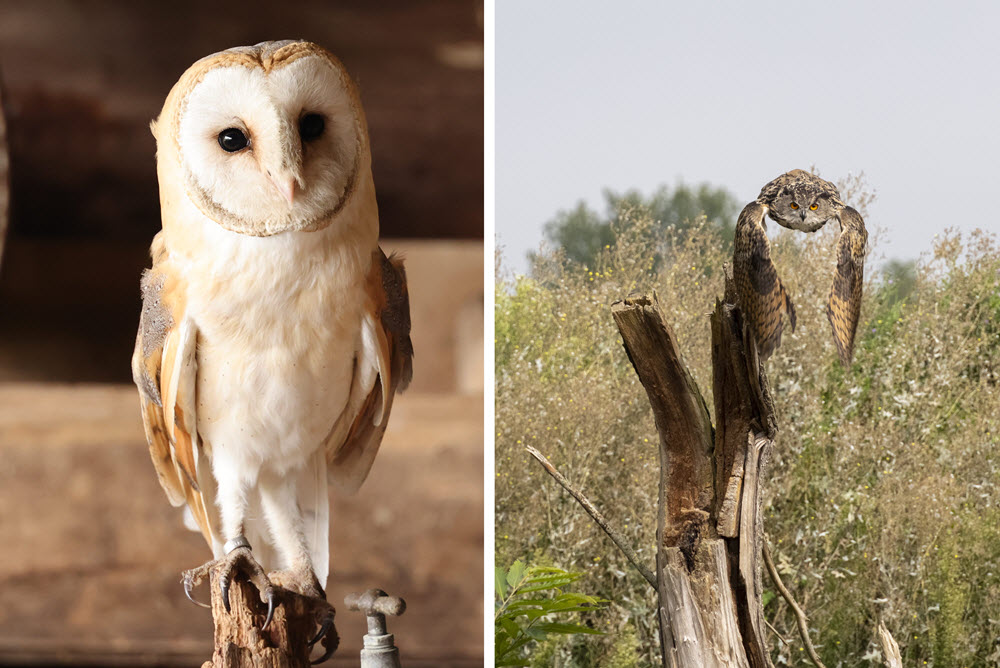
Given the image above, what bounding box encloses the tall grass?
[496,201,1000,666]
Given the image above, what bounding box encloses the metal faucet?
[345,589,406,668]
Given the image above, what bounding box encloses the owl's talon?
[220,574,232,613]
[309,616,334,647]
[308,602,338,663]
[311,635,337,665]
[182,573,211,609]
[261,589,276,631]
[182,545,274,625]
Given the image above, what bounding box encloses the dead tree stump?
[201,570,337,668]
[611,267,776,668]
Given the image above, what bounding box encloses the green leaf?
[503,598,550,610]
[526,568,583,583]
[519,579,577,594]
[499,616,520,638]
[495,565,509,600]
[533,621,605,635]
[507,559,527,589]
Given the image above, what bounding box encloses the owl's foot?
[181,541,277,631]
[270,567,339,664]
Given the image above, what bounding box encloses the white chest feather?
[177,218,373,475]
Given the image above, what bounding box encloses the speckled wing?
[826,206,867,364]
[131,250,216,548]
[326,247,414,493]
[733,201,797,359]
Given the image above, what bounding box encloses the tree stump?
[611,266,775,668]
[201,570,337,668]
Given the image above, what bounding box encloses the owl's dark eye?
[790,202,799,210]
[218,128,249,152]
[299,113,325,141]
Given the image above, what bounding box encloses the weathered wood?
[613,293,754,667]
[658,542,750,668]
[612,285,775,667]
[732,434,772,668]
[612,293,715,551]
[710,265,776,668]
[713,264,776,540]
[202,571,334,668]
[877,620,903,668]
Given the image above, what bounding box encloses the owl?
[131,41,412,659]
[733,169,867,364]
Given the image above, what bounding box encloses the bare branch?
[762,540,827,668]
[525,444,657,589]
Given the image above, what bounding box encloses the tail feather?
[299,449,331,588]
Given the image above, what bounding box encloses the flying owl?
[733,169,867,364]
[131,41,413,659]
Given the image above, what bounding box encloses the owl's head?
[763,170,842,233]
[153,41,367,237]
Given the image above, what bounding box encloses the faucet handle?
[345,589,406,636]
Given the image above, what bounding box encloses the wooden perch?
[610,276,776,668]
[201,570,337,668]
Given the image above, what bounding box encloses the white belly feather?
[182,220,371,479]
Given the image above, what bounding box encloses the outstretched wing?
[131,254,216,548]
[326,247,414,493]
[733,201,797,359]
[826,206,867,364]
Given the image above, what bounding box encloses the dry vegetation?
[495,188,1000,666]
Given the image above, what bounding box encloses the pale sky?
[496,1,1000,275]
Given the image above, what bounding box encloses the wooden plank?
[0,239,484,393]
[0,384,483,665]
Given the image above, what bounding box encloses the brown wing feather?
[328,248,413,492]
[733,201,796,359]
[826,206,867,364]
[132,266,214,547]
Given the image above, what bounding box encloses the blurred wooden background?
[0,1,483,666]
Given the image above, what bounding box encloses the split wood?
[199,569,337,668]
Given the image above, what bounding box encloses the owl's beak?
[267,172,297,206]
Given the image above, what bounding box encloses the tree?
[535,182,741,268]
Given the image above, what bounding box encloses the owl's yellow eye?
[790,202,799,210]
[810,203,818,210]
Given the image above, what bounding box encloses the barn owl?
[733,169,867,364]
[131,41,412,660]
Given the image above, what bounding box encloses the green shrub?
[495,560,607,666]
[497,192,1000,665]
